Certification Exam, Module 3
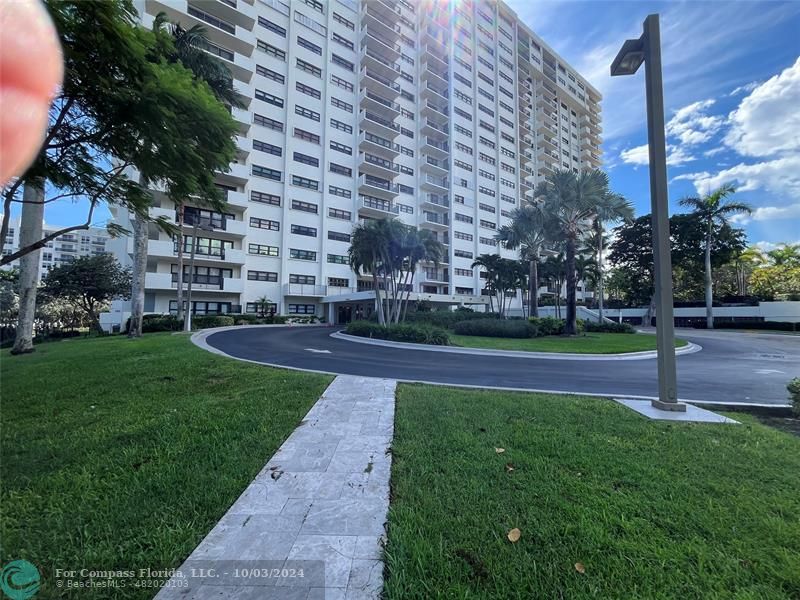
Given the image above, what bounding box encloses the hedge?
[583,321,636,334]
[453,318,536,338]
[714,321,798,332]
[192,315,235,329]
[528,316,565,336]
[345,320,450,345]
[788,378,800,417]
[406,310,500,329]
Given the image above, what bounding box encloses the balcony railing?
[363,89,400,112]
[360,195,399,213]
[171,273,225,289]
[361,111,400,132]
[363,153,399,173]
[284,283,328,296]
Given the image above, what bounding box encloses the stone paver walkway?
[157,375,396,600]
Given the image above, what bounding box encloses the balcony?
[359,88,401,118]
[420,81,449,105]
[359,110,400,139]
[421,155,449,178]
[144,272,245,294]
[359,152,400,179]
[536,148,558,164]
[423,268,449,283]
[361,5,401,43]
[360,28,401,62]
[360,45,401,80]
[422,26,447,55]
[420,174,448,194]
[148,0,255,55]
[222,189,248,209]
[147,239,246,265]
[360,67,402,99]
[420,46,448,72]
[420,193,449,211]
[283,283,328,297]
[359,130,400,160]
[421,66,448,89]
[420,117,448,139]
[420,136,449,159]
[369,0,400,19]
[421,100,449,124]
[359,194,400,217]
[420,212,449,231]
[536,120,557,137]
[358,175,399,201]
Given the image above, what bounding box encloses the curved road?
[203,326,800,405]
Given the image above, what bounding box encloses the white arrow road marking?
[755,369,785,375]
[305,348,332,354]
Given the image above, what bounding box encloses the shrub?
[788,378,800,417]
[528,316,564,336]
[406,310,499,329]
[125,315,182,333]
[192,315,235,329]
[583,321,636,334]
[234,314,261,324]
[345,320,450,345]
[453,318,536,338]
[714,320,798,332]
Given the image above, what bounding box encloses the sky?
[505,0,800,250]
[36,0,800,251]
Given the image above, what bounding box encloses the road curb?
[330,331,703,361]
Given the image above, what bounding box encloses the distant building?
[1,217,110,280]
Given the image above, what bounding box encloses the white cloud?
[620,144,696,167]
[753,239,800,252]
[704,147,726,158]
[671,155,800,198]
[666,99,725,146]
[729,82,759,97]
[732,203,800,225]
[724,57,800,157]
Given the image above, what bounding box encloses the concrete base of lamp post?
[615,399,737,424]
[650,398,687,412]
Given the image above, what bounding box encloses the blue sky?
[39,0,800,249]
[506,0,800,249]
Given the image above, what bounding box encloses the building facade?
[107,0,602,325]
[1,217,110,280]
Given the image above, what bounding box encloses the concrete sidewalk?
[157,375,396,600]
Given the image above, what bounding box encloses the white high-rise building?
[108,0,601,325]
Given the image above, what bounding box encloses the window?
[291,198,318,212]
[329,140,352,154]
[479,202,496,213]
[479,136,496,149]
[294,127,320,144]
[453,72,472,88]
[454,89,472,105]
[290,249,317,261]
[455,213,473,224]
[253,140,282,156]
[331,54,354,72]
[294,151,319,167]
[303,0,323,13]
[330,119,353,134]
[294,105,320,121]
[330,97,353,113]
[255,89,284,107]
[257,65,284,83]
[257,40,285,60]
[479,186,496,197]
[479,152,496,165]
[252,165,281,180]
[480,219,497,230]
[289,304,316,314]
[290,274,316,285]
[248,270,278,282]
[454,123,473,138]
[330,74,353,92]
[251,191,281,206]
[332,32,354,50]
[328,277,349,287]
[454,159,472,172]
[454,231,473,241]
[328,185,351,198]
[454,249,473,259]
[250,216,280,230]
[188,6,235,33]
[328,231,350,242]
[454,107,472,121]
[333,12,354,30]
[254,114,283,131]
[479,169,496,181]
[294,11,326,36]
[455,141,473,155]
[327,253,348,264]
[297,36,321,54]
[246,301,277,314]
[174,235,231,257]
[501,194,515,204]
[297,58,321,77]
[329,163,352,176]
[294,82,321,99]
[291,225,317,237]
[455,268,473,277]
[479,120,495,133]
[172,300,234,315]
[399,165,414,176]
[258,17,286,36]
[328,207,351,220]
[249,243,279,256]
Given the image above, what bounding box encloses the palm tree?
[348,219,393,325]
[396,228,443,322]
[496,202,550,317]
[733,246,766,296]
[679,184,751,328]
[471,254,503,315]
[540,252,567,318]
[590,192,633,321]
[534,170,604,334]
[767,243,800,267]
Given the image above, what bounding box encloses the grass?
[450,332,688,353]
[0,333,331,599]
[385,384,800,599]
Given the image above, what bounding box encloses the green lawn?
[0,334,331,599]
[450,332,688,353]
[385,384,800,599]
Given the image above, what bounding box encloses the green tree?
[470,254,522,318]
[750,265,800,300]
[766,243,800,267]
[679,184,751,328]
[496,202,550,317]
[41,254,131,334]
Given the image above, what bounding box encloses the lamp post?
[183,217,215,332]
[611,14,684,411]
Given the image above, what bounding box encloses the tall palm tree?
[496,202,550,317]
[540,252,566,318]
[591,192,633,321]
[471,254,503,315]
[397,228,443,322]
[679,184,751,328]
[348,219,394,325]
